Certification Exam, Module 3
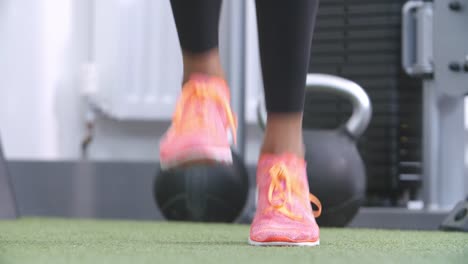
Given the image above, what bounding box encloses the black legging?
[170,0,319,113]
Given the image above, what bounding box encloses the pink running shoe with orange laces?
[249,153,322,246]
[159,74,237,170]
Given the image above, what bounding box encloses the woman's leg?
[160,0,236,169]
[250,0,321,247]
[170,0,224,83]
[256,0,319,158]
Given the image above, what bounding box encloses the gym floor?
[1,218,467,264]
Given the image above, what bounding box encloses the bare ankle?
[260,144,305,158]
[182,49,224,83]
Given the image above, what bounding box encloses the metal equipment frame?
[402,0,468,210]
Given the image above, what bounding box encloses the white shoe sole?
[248,238,320,247]
[160,147,232,170]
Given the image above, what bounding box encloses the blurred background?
[1,0,467,226]
[0,0,264,163]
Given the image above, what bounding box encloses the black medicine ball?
[154,151,249,222]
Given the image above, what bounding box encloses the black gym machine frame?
[0,139,18,219]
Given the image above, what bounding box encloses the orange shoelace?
[172,83,237,143]
[265,162,322,220]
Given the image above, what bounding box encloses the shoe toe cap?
[250,217,319,243]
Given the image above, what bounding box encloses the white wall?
[0,0,264,163]
[0,0,88,159]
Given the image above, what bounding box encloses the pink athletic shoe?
[159,74,237,170]
[249,153,322,246]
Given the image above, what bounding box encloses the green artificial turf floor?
[0,218,467,264]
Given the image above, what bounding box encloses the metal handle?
[257,74,372,139]
[402,0,434,76]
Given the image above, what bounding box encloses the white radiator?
[84,0,262,123]
[85,0,183,120]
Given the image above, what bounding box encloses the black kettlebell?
[258,74,372,227]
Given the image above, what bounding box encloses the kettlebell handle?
[257,73,372,139]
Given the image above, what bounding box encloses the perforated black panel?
[304,0,422,204]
